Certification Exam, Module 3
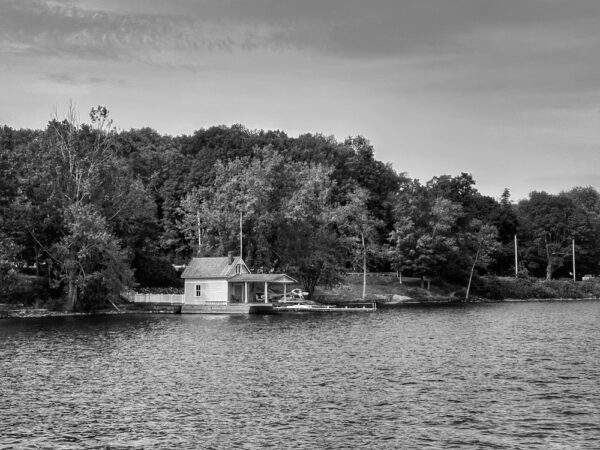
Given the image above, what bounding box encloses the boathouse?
[180,252,297,313]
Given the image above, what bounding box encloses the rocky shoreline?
[0,308,127,319]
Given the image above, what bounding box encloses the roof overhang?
[228,274,297,284]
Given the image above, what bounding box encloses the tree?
[465,221,500,300]
[561,186,600,277]
[51,204,133,311]
[517,191,580,280]
[0,232,21,300]
[391,188,465,289]
[178,147,342,295]
[18,105,135,310]
[486,188,519,275]
[276,222,344,298]
[333,187,383,299]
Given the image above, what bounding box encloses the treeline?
[1,107,599,310]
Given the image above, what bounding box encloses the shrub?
[2,274,53,306]
[132,252,182,288]
[473,276,594,300]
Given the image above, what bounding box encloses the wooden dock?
[181,303,275,314]
[274,303,376,313]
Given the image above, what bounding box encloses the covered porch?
[227,273,297,304]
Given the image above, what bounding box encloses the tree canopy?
[1,106,599,308]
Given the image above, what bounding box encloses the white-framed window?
[235,264,242,274]
[195,284,202,297]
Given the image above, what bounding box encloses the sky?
[1,0,599,200]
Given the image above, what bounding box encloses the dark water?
[1,302,599,449]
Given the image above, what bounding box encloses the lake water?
[1,301,599,449]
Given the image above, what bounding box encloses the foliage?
[516,190,600,280]
[177,146,343,295]
[333,187,384,298]
[51,204,134,310]
[2,109,600,306]
[391,191,465,285]
[473,275,600,300]
[132,252,182,288]
[464,221,501,300]
[0,232,21,299]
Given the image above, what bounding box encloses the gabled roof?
[181,256,246,279]
[228,273,297,284]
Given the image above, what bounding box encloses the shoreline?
[2,297,600,319]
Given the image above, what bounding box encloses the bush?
[132,252,183,288]
[544,280,582,299]
[78,274,110,313]
[474,275,597,300]
[472,276,506,300]
[527,280,557,299]
[580,279,600,298]
[42,296,66,312]
[2,274,53,306]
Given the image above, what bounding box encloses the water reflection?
[1,302,600,449]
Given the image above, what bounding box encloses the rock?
[384,294,415,304]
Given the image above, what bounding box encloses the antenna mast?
[514,234,518,277]
[197,210,202,256]
[240,210,243,258]
[572,238,576,281]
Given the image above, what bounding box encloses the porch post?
[284,284,287,301]
[264,282,268,303]
[244,282,249,304]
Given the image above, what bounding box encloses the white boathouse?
[180,252,297,313]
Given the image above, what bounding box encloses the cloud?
[43,72,109,85]
[3,0,600,70]
[0,0,281,64]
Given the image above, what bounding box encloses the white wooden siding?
[185,279,228,304]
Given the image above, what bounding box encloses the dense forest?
[1,107,599,310]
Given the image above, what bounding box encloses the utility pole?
[196,210,202,256]
[572,238,576,282]
[514,234,518,277]
[240,210,243,259]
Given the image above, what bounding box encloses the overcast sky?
[1,0,599,200]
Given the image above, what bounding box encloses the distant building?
[180,252,296,313]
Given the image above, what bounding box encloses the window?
[195,284,202,297]
[235,264,242,274]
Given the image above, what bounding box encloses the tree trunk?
[545,263,553,281]
[66,276,78,312]
[65,264,78,311]
[545,244,553,280]
[466,245,481,301]
[361,232,366,299]
[301,269,319,300]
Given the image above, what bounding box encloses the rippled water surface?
[1,301,600,449]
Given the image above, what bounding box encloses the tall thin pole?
[196,210,202,256]
[361,232,366,299]
[572,238,576,282]
[514,234,518,277]
[239,210,243,259]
